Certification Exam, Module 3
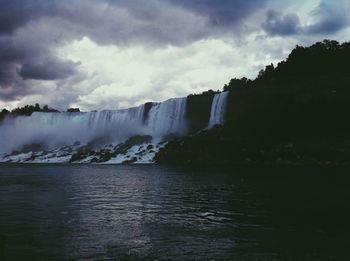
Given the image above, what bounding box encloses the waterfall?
[147,97,187,137]
[208,91,229,128]
[0,98,188,155]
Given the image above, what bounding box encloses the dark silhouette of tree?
[0,104,59,121]
[0,109,10,122]
[157,39,350,165]
[223,77,250,92]
[67,108,80,113]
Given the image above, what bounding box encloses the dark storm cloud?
[0,62,17,85]
[307,18,348,34]
[0,0,53,34]
[0,33,46,62]
[262,0,350,37]
[0,62,33,101]
[18,58,80,80]
[0,0,268,45]
[306,1,349,34]
[0,0,35,34]
[168,0,267,27]
[262,10,300,36]
[49,0,269,46]
[0,18,79,100]
[0,0,269,103]
[105,0,268,25]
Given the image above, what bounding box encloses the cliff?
[155,40,350,165]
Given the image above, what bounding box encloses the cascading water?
[0,97,188,157]
[147,97,187,137]
[0,104,146,154]
[208,91,229,128]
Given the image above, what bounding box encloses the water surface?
[0,164,349,260]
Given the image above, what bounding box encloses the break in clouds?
[0,0,350,110]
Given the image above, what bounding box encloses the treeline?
[0,104,81,122]
[0,104,57,122]
[224,39,350,140]
[156,39,350,165]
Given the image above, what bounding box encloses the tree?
[67,108,80,113]
[223,77,250,91]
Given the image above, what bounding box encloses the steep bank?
[155,40,350,165]
[154,124,350,165]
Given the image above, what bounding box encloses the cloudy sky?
[0,0,349,111]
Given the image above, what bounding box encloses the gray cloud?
[0,0,268,105]
[51,0,269,46]
[0,62,15,85]
[262,0,350,37]
[262,10,300,36]
[0,0,38,34]
[0,0,56,34]
[306,0,350,34]
[0,20,80,101]
[167,0,267,27]
[18,58,80,80]
[0,62,34,101]
[0,0,268,45]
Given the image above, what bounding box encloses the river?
[0,164,349,260]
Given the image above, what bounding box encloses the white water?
[147,97,187,137]
[0,97,188,155]
[208,92,229,128]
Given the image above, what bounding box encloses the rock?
[102,151,112,162]
[25,153,36,161]
[122,157,137,164]
[70,152,83,162]
[124,135,152,147]
[22,143,44,153]
[112,135,152,157]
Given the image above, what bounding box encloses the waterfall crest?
[208,92,229,127]
[0,97,188,155]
